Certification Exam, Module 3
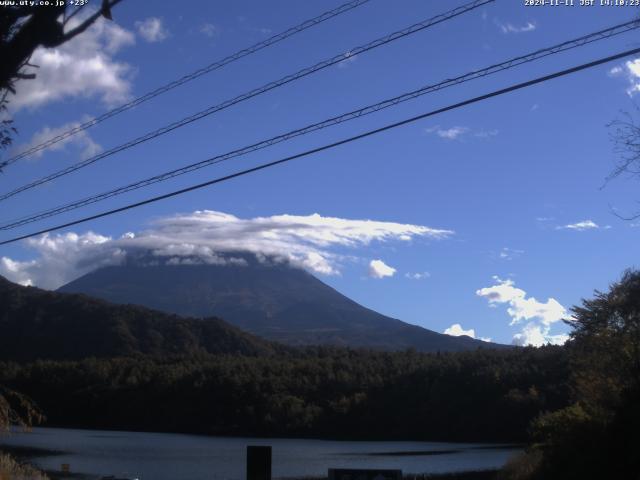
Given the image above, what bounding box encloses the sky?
[1,0,639,347]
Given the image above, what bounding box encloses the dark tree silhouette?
[0,386,43,432]
[0,0,124,428]
[501,270,640,480]
[0,0,124,166]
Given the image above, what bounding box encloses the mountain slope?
[0,275,279,361]
[58,253,501,352]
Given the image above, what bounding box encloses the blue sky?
[1,0,639,346]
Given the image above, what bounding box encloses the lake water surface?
[0,427,520,480]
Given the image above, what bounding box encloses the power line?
[0,0,372,169]
[0,0,493,202]
[1,46,638,247]
[2,19,638,231]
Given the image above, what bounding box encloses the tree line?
[2,270,639,478]
[0,346,570,443]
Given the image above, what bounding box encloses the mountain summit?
[58,253,500,352]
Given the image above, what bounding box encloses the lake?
[0,427,520,480]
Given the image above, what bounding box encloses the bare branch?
[60,0,124,43]
[62,6,85,26]
[609,203,640,221]
[14,72,35,80]
[607,107,640,183]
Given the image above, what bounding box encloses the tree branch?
[60,0,124,43]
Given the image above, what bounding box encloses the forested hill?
[0,275,280,360]
[0,274,573,442]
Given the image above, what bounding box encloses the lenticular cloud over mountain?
[0,210,453,289]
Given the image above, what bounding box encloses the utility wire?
[1,46,638,247]
[0,0,372,169]
[2,19,638,231]
[0,0,493,201]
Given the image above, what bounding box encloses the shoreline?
[4,424,524,448]
[1,431,508,480]
[0,444,66,458]
[40,470,501,480]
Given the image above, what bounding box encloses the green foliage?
[0,387,43,433]
[496,450,542,480]
[569,269,640,411]
[530,403,596,447]
[0,346,569,442]
[0,453,48,480]
[503,270,640,480]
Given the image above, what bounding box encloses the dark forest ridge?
[0,273,564,443]
[58,252,505,352]
[0,274,280,361]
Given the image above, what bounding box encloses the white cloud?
[199,23,220,38]
[476,276,569,347]
[476,277,565,326]
[426,125,469,140]
[556,220,601,231]
[609,58,640,96]
[444,323,475,337]
[498,247,524,261]
[11,12,135,111]
[405,271,430,280]
[474,129,499,139]
[512,323,569,347]
[0,257,35,286]
[425,125,498,141]
[0,210,452,289]
[368,259,396,279]
[444,323,492,342]
[1,231,117,289]
[609,66,623,76]
[477,276,525,305]
[136,17,169,43]
[16,118,102,160]
[496,21,537,34]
